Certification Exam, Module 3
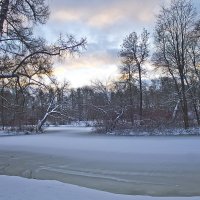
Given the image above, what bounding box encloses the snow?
[0,126,199,155]
[0,175,199,200]
[110,127,200,136]
[0,127,200,197]
[0,130,31,136]
[0,123,93,136]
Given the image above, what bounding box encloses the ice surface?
[0,127,200,196]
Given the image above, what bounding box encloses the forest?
[0,0,200,133]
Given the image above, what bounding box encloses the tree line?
[0,0,200,132]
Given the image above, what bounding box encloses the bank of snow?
[0,130,31,136]
[0,175,199,200]
[0,123,94,137]
[108,127,200,136]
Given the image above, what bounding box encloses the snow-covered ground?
[0,175,199,200]
[0,130,30,136]
[0,126,200,198]
[112,127,200,136]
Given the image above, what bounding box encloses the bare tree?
[0,0,86,131]
[119,59,135,125]
[0,0,86,84]
[90,80,126,132]
[185,33,200,125]
[153,0,198,129]
[120,29,149,121]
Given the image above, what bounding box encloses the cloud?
[55,45,119,70]
[52,43,120,87]
[53,62,119,88]
[50,0,165,29]
[52,9,81,22]
[44,0,199,87]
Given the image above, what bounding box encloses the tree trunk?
[193,102,200,125]
[172,100,180,121]
[36,113,48,132]
[129,80,134,126]
[0,0,9,36]
[0,86,5,130]
[180,74,189,129]
[184,77,200,126]
[138,64,143,120]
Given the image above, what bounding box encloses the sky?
[40,0,199,88]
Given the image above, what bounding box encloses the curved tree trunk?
[36,113,48,132]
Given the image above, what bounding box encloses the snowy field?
[0,126,200,199]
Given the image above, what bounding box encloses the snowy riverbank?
[108,127,200,136]
[0,175,200,200]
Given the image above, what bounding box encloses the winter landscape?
[1,0,200,199]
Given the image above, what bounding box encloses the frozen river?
[0,127,200,197]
